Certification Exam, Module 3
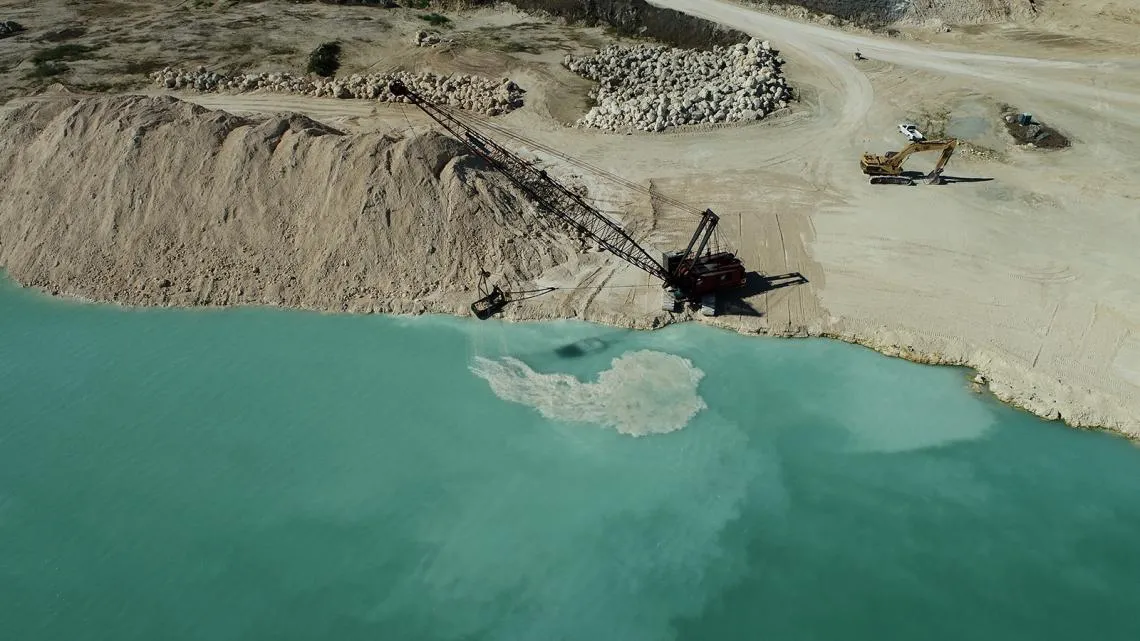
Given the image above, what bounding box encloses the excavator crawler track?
[869,176,916,186]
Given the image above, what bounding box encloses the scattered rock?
[151,67,525,115]
[564,37,791,132]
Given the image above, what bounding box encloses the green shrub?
[25,61,70,79]
[32,44,95,64]
[307,41,342,77]
[120,59,168,75]
[40,26,86,42]
[419,13,450,27]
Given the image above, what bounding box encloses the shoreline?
[3,1,1139,446]
[11,275,1137,442]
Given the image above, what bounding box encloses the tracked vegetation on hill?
[740,0,1038,29]
[307,41,342,77]
[468,0,750,49]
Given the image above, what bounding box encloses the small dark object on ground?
[1001,107,1070,149]
[0,20,24,38]
[307,41,342,77]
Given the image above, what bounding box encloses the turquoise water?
[2,278,1139,640]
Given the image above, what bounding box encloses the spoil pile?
[0,95,577,314]
[151,67,525,116]
[1001,108,1070,149]
[564,38,790,132]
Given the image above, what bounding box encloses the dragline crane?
[388,80,747,318]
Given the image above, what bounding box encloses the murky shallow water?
[2,279,1138,640]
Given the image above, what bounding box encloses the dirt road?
[651,0,1140,124]
[641,0,1140,434]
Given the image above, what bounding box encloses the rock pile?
[150,67,525,116]
[0,20,25,38]
[564,38,791,132]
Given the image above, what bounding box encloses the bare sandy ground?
[652,0,1140,435]
[2,0,1139,436]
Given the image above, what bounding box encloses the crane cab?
[674,251,747,296]
[663,209,748,301]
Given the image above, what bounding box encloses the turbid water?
[2,277,1139,640]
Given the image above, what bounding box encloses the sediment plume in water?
[470,349,707,436]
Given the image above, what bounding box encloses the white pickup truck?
[898,123,925,142]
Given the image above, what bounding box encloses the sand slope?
[0,94,579,315]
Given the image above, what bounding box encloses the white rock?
[564,41,791,132]
[151,67,524,115]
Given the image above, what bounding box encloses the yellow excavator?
[860,138,958,185]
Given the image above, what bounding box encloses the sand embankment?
[0,94,583,315]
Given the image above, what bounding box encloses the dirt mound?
[0,94,577,313]
[1000,107,1070,149]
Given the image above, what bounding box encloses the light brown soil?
[0,93,581,316]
